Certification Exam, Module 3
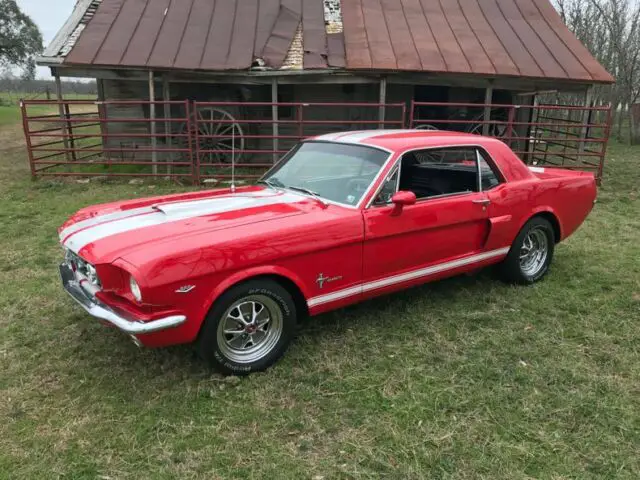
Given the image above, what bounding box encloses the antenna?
[230,124,236,193]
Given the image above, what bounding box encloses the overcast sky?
[18,0,77,78]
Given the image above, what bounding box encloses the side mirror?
[390,191,416,215]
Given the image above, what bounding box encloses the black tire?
[197,279,297,375]
[499,217,555,284]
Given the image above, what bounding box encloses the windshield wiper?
[287,185,328,208]
[258,178,285,189]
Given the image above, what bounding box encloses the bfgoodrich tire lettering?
[197,279,297,375]
[500,217,555,284]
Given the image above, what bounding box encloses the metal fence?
[410,101,612,182]
[21,99,611,183]
[191,101,406,182]
[21,99,195,179]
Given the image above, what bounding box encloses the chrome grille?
[65,249,100,287]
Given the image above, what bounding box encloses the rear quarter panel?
[486,168,597,248]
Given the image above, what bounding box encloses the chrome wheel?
[519,227,549,277]
[216,295,283,364]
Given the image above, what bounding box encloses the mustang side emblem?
[176,285,196,294]
[316,273,343,289]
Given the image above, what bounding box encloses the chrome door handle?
[472,198,491,206]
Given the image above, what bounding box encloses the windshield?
[262,141,390,206]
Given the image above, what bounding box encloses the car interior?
[375,147,501,205]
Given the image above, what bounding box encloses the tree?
[21,58,36,81]
[0,0,42,74]
[554,0,640,143]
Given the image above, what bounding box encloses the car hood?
[59,187,314,264]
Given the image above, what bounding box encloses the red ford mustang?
[59,130,597,374]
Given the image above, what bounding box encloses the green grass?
[1,107,639,479]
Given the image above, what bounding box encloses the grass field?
[0,93,96,127]
[1,104,639,479]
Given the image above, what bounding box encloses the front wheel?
[197,280,297,375]
[499,217,555,284]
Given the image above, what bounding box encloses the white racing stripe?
[59,206,155,242]
[315,129,421,145]
[307,247,510,308]
[62,191,303,254]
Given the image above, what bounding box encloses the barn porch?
[31,0,615,183]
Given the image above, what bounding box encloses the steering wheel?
[345,178,370,203]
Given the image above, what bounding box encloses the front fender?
[204,265,311,311]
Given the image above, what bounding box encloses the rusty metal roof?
[58,0,613,84]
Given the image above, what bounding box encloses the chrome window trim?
[476,149,483,193]
[370,165,401,207]
[259,140,393,210]
[476,146,506,190]
[413,190,476,203]
[365,143,506,209]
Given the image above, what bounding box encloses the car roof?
[312,129,500,152]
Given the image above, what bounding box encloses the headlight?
[129,275,142,302]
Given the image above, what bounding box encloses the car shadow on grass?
[64,267,510,392]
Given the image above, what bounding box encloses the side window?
[398,147,479,199]
[477,149,502,190]
[373,168,399,205]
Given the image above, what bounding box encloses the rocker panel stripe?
[307,247,511,308]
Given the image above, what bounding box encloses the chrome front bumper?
[59,263,186,335]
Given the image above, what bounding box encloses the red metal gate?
[190,101,406,182]
[21,100,405,183]
[410,101,612,182]
[21,99,610,183]
[21,99,195,180]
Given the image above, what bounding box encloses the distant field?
[0,92,96,126]
[0,91,96,105]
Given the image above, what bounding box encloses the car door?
[361,147,492,294]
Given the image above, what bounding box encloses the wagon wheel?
[183,107,245,165]
[414,124,439,131]
[467,110,509,138]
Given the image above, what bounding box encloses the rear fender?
[527,206,562,241]
[484,206,560,251]
[483,214,514,251]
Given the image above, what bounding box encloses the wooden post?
[271,78,279,163]
[378,77,387,128]
[149,71,157,174]
[482,84,494,136]
[162,76,172,175]
[64,103,77,161]
[579,85,595,154]
[96,79,109,160]
[527,94,540,163]
[54,72,71,162]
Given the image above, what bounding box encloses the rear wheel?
[499,217,555,284]
[197,279,297,375]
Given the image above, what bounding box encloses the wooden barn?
[31,0,615,180]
